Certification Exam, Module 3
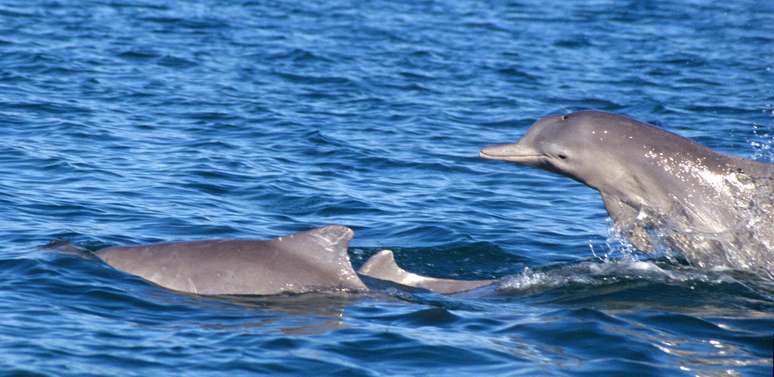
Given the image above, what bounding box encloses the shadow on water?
[199,294,358,336]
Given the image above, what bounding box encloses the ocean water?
[1,0,772,376]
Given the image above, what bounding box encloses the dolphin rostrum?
[481,110,773,276]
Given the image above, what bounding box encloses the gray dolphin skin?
[96,225,492,295]
[358,250,494,294]
[97,225,368,295]
[481,110,773,276]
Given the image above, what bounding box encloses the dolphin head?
[480,109,690,209]
[480,111,623,188]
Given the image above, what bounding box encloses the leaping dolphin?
[89,225,492,295]
[481,110,773,276]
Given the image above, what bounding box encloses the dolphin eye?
[558,154,567,160]
[561,115,568,121]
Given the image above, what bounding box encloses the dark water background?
[1,0,773,376]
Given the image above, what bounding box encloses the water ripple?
[0,0,772,376]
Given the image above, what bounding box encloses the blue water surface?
[1,0,773,376]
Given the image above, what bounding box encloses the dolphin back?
[97,225,367,295]
[359,250,493,294]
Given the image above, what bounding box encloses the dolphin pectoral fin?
[358,250,494,294]
[600,194,655,252]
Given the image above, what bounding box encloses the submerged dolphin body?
[95,225,490,295]
[481,110,773,276]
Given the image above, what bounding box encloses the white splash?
[496,257,738,293]
[639,143,773,278]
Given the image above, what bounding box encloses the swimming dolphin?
[358,250,494,294]
[480,110,773,275]
[93,225,490,295]
[96,225,367,295]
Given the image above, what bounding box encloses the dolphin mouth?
[479,144,543,163]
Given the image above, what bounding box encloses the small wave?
[496,258,742,293]
[497,221,774,296]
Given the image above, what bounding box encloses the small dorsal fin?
[358,250,493,294]
[358,249,408,281]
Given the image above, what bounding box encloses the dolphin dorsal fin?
[358,250,494,294]
[271,225,354,260]
[358,250,410,282]
[270,225,366,290]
